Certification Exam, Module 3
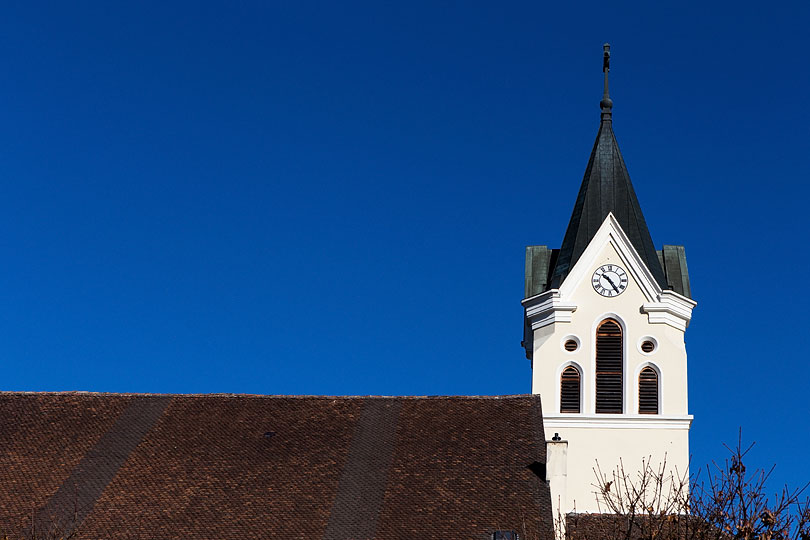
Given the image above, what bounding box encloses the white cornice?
[543,413,693,430]
[522,290,577,329]
[642,290,697,331]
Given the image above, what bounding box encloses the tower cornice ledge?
[544,413,693,430]
[522,289,577,330]
[642,290,697,331]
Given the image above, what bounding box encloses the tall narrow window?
[639,367,659,414]
[596,319,623,413]
[560,366,581,413]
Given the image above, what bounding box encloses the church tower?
[522,45,696,517]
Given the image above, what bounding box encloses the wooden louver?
[560,366,580,413]
[595,319,622,413]
[638,367,659,414]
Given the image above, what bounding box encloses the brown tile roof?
[566,512,700,540]
[0,393,552,540]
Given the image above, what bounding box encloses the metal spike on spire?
[600,43,613,116]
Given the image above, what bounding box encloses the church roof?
[549,45,667,289]
[0,392,552,540]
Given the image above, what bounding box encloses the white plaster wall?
[530,238,693,516]
[531,242,689,416]
[544,425,690,514]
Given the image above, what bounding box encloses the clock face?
[592,264,628,297]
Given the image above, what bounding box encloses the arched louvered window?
[560,366,581,413]
[596,319,623,413]
[638,366,659,414]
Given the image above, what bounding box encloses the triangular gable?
[558,212,662,302]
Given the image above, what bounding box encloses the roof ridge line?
[0,391,538,399]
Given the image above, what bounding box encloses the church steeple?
[549,44,667,289]
[524,45,696,522]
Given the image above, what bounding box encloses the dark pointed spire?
[549,44,667,289]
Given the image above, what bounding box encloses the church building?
[0,45,694,540]
[523,44,696,518]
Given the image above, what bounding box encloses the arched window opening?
[639,367,659,414]
[596,319,623,413]
[560,366,581,413]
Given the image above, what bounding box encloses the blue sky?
[1,1,808,491]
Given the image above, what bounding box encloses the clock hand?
[602,274,620,292]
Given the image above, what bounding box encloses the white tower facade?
[523,45,696,519]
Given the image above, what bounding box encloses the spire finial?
[600,43,613,117]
